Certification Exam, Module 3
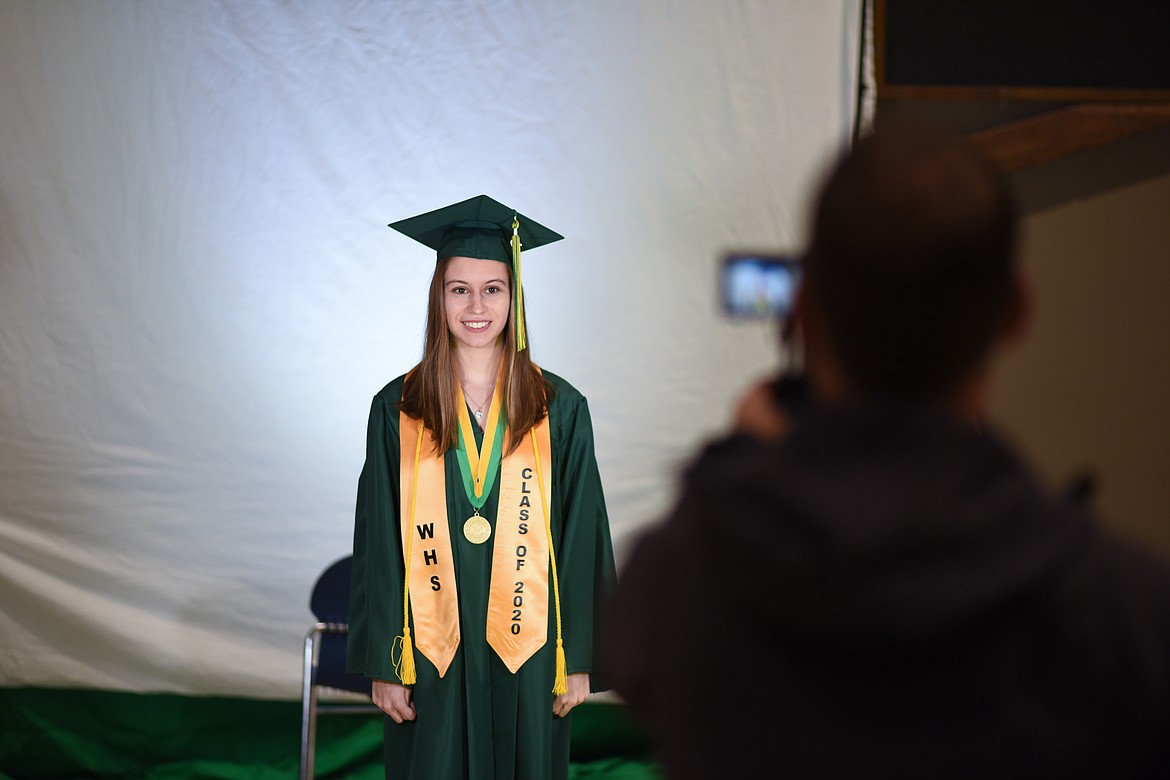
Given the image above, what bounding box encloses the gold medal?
[463,514,492,544]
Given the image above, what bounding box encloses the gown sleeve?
[548,378,617,691]
[347,384,408,682]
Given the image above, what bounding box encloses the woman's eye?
[450,286,468,295]
[485,285,502,294]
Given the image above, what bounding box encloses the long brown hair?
[399,255,550,455]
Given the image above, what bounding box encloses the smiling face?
[443,256,511,351]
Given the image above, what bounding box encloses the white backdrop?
[0,0,862,699]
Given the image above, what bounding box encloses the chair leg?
[299,630,320,780]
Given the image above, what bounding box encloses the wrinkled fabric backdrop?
[0,0,863,699]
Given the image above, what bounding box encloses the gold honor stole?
[396,390,562,689]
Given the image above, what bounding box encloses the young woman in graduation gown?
[347,195,616,780]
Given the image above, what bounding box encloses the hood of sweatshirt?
[677,402,1095,649]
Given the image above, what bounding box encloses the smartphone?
[720,252,801,318]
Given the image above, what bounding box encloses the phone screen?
[721,253,801,318]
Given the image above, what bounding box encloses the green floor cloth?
[0,688,658,779]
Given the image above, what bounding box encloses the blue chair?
[299,555,381,780]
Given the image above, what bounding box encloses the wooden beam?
[964,103,1170,172]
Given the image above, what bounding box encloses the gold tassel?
[552,638,568,696]
[394,628,417,685]
[512,215,526,352]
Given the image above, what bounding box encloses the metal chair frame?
[298,562,381,780]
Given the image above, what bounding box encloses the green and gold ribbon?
[454,379,505,515]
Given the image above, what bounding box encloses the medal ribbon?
[454,379,505,515]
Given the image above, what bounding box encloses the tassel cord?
[532,429,567,695]
[394,421,425,686]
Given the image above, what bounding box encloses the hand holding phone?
[721,252,807,419]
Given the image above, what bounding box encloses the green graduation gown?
[348,369,616,780]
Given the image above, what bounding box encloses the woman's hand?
[553,673,590,718]
[372,679,416,723]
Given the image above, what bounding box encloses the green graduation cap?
[388,194,563,263]
[388,195,563,352]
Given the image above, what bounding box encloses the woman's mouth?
[463,321,490,331]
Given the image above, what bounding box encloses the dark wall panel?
[882,2,1170,90]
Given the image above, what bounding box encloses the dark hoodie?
[603,403,1170,779]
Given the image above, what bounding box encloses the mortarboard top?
[388,194,563,264]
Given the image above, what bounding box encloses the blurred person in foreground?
[602,123,1170,779]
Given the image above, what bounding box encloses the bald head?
[802,123,1019,401]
